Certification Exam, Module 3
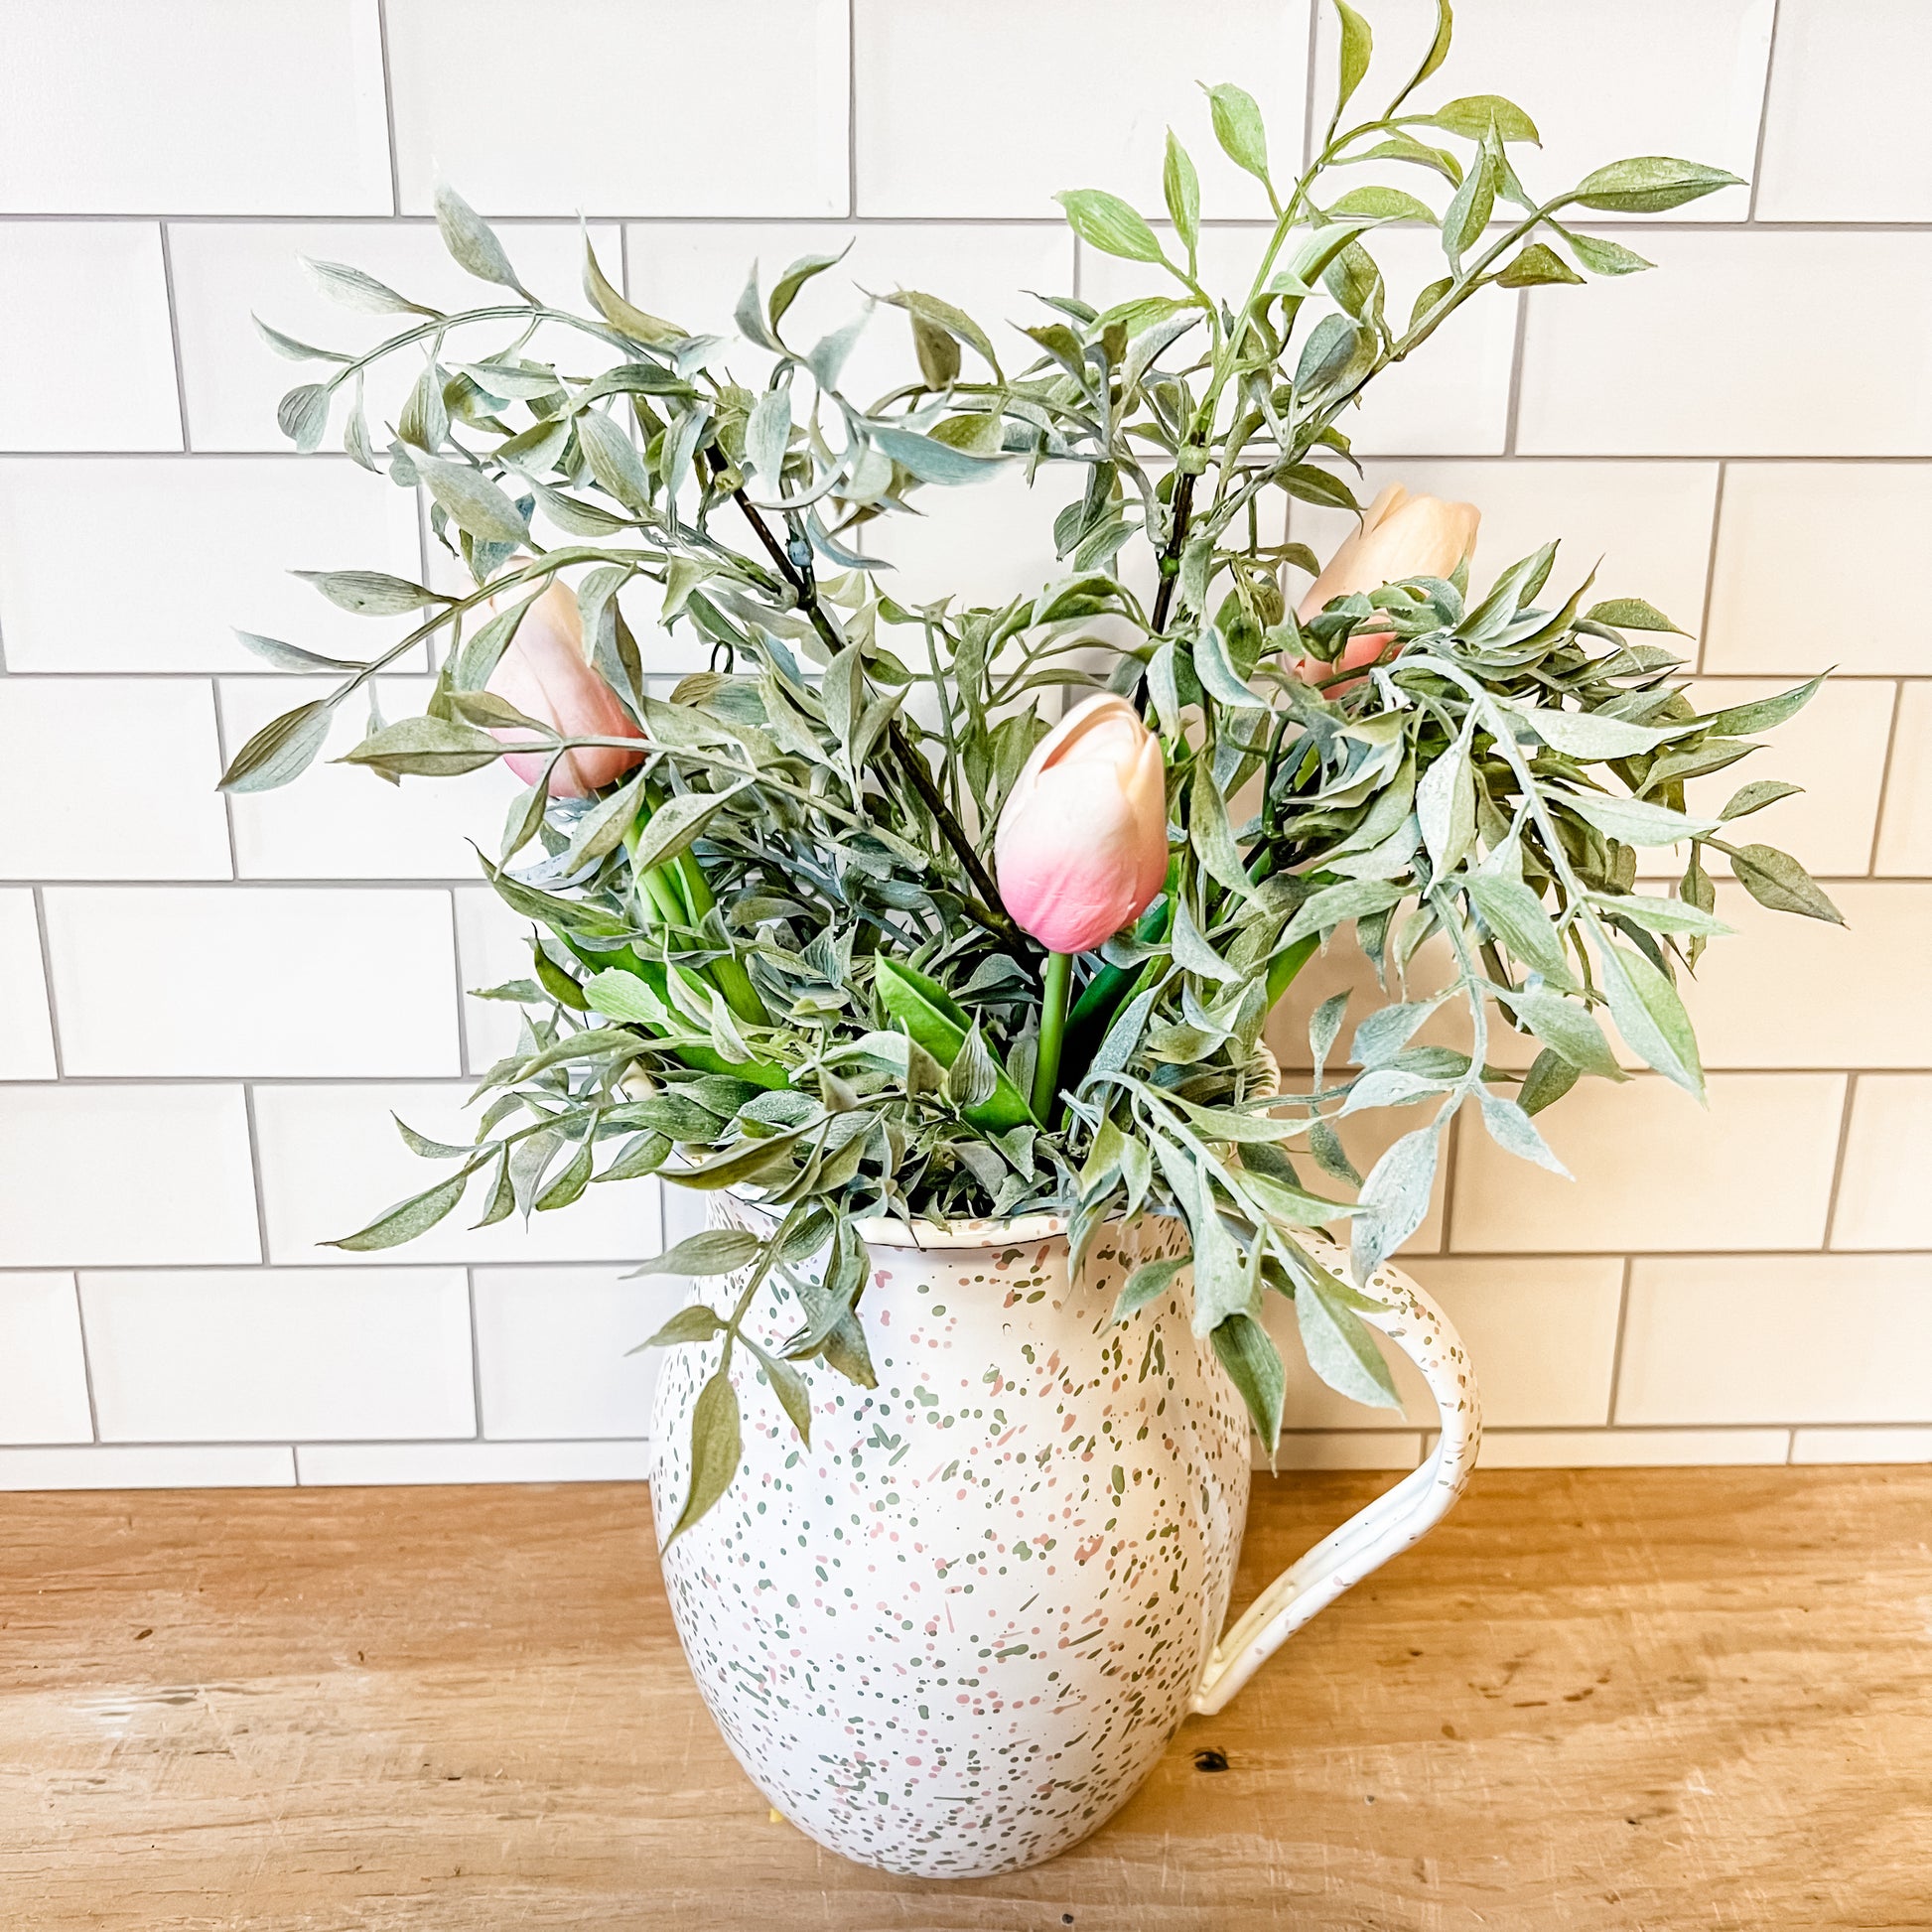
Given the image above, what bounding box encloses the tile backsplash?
[1,0,1927,1486]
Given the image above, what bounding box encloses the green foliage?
[222,1,1826,1537]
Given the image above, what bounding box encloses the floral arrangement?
[223,1,1838,1535]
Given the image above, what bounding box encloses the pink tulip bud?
[995,695,1169,955]
[485,580,645,797]
[1292,483,1480,685]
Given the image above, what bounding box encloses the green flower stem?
[1031,950,1074,1127]
[672,848,769,1028]
[1058,896,1173,1083]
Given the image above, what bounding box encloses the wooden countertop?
[3,1468,1927,1929]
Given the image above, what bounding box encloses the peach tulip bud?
[485,580,645,797]
[1292,483,1479,684]
[995,695,1169,955]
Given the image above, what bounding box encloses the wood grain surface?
[1,1468,1927,1930]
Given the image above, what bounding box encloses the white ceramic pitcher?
[649,1201,1479,1877]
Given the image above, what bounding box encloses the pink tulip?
[1292,483,1480,685]
[995,695,1169,954]
[485,580,645,797]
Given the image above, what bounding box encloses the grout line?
[1821,1072,1860,1251]
[1436,1104,1460,1252]
[619,220,632,300]
[447,887,475,1074]
[71,1274,101,1444]
[155,221,193,453]
[1745,0,1785,223]
[1784,1426,1796,1466]
[1694,461,1728,671]
[846,0,859,219]
[30,887,67,1078]
[1864,682,1906,875]
[466,1266,485,1440]
[374,0,404,219]
[1500,291,1529,457]
[1301,0,1321,173]
[207,677,242,881]
[1603,1255,1633,1426]
[239,1084,275,1266]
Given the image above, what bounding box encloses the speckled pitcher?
[649,1201,1479,1878]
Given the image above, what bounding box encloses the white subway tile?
[0,457,423,672]
[1474,1428,1789,1467]
[386,0,847,216]
[474,1261,686,1440]
[451,885,543,1073]
[1677,675,1893,878]
[623,221,1076,412]
[1311,0,1767,223]
[221,677,517,880]
[1755,0,1932,221]
[1265,1433,1422,1471]
[0,2,390,214]
[0,679,230,880]
[81,1266,473,1442]
[252,1081,662,1266]
[0,224,180,450]
[296,1439,651,1484]
[1289,461,1719,640]
[168,221,622,453]
[1790,1427,1932,1465]
[1405,1259,1624,1429]
[1451,1073,1846,1253]
[0,1274,92,1443]
[0,891,56,1079]
[1876,683,1932,876]
[44,887,459,1078]
[855,0,1309,219]
[0,1085,260,1267]
[1673,887,1931,1070]
[1705,465,1932,675]
[1518,235,1932,457]
[859,466,1087,613]
[0,1444,294,1489]
[1619,1255,1932,1427]
[1831,1075,1932,1250]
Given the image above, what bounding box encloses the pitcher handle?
[1190,1260,1481,1717]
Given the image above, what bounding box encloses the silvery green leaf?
[1349,1123,1440,1282]
[1340,1067,1446,1116]
[1171,900,1241,982]
[745,387,791,490]
[413,455,530,545]
[1327,186,1437,222]
[300,256,438,318]
[1188,766,1254,899]
[1565,231,1655,277]
[1083,986,1158,1087]
[1431,93,1540,143]
[661,405,710,499]
[1416,736,1474,873]
[768,247,848,332]
[1586,596,1682,632]
[1477,1090,1569,1174]
[292,568,446,616]
[1573,157,1743,213]
[433,181,529,295]
[1053,188,1167,264]
[875,290,1003,381]
[560,769,649,873]
[1518,1046,1581,1116]
[806,309,870,390]
[1496,242,1584,288]
[341,713,504,777]
[1187,1206,1252,1335]
[397,361,448,452]
[1557,789,1720,846]
[1394,0,1453,106]
[232,629,361,673]
[582,230,685,346]
[1695,675,1824,738]
[733,262,783,351]
[663,1369,742,1545]
[1191,624,1259,708]
[1720,778,1803,821]
[1115,1256,1186,1322]
[252,315,351,363]
[343,384,379,472]
[1585,891,1731,938]
[633,1304,727,1346]
[1500,984,1623,1078]
[329,1165,475,1250]
[1296,1265,1400,1408]
[867,421,1003,484]
[1307,1117,1360,1185]
[453,358,563,400]
[1162,129,1200,251]
[632,1229,760,1278]
[1204,81,1270,184]
[1309,990,1350,1080]
[575,409,653,514]
[276,381,331,451]
[628,784,750,875]
[1212,1311,1287,1443]
[1595,937,1704,1096]
[944,1021,1000,1111]
[584,969,671,1030]
[452,590,539,691]
[1332,0,1373,117]
[1722,843,1845,924]
[529,480,631,537]
[218,698,336,793]
[1294,312,1371,398]
[1440,151,1493,264]
[1463,870,1573,986]
[1350,996,1448,1069]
